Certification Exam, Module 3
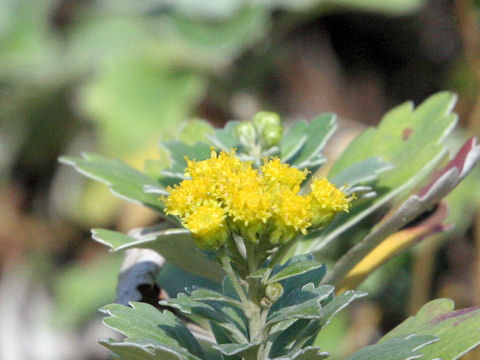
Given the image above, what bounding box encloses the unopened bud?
[235,122,257,148]
[265,282,284,302]
[261,125,283,148]
[253,111,281,133]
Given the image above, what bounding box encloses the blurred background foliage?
[2,0,480,359]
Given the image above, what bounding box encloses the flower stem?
[219,251,248,305]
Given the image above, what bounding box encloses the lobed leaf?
[91,228,224,283]
[160,293,248,343]
[307,92,459,253]
[322,137,480,286]
[272,346,329,360]
[330,157,393,188]
[346,334,438,360]
[99,339,191,360]
[281,114,336,169]
[267,260,325,284]
[160,140,212,184]
[213,343,261,357]
[382,298,480,359]
[100,302,205,360]
[207,121,242,152]
[267,284,334,325]
[59,153,167,213]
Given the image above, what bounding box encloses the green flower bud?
[253,111,281,133]
[265,282,284,302]
[260,297,273,308]
[235,122,257,148]
[310,209,335,230]
[261,125,283,148]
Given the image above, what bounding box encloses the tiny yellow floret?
[261,157,309,190]
[184,203,228,249]
[309,178,351,229]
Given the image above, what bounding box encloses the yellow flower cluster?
[163,150,351,249]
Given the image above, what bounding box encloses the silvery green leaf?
[267,284,334,325]
[59,153,167,213]
[381,298,480,360]
[323,137,480,286]
[160,294,225,323]
[280,122,308,163]
[207,120,242,152]
[189,288,243,308]
[292,114,336,168]
[330,157,393,188]
[345,334,438,360]
[100,302,205,360]
[273,346,329,360]
[267,260,325,284]
[318,290,367,328]
[269,255,327,301]
[271,290,365,355]
[160,140,211,184]
[160,293,248,343]
[210,322,242,360]
[99,339,188,360]
[91,228,224,283]
[281,114,336,168]
[213,342,261,357]
[308,92,459,253]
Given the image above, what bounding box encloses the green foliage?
[100,302,206,360]
[345,334,438,360]
[91,228,224,282]
[298,92,459,254]
[382,299,480,359]
[59,153,169,214]
[62,93,480,359]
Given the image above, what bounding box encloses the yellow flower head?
[163,149,351,248]
[261,157,309,190]
[184,202,228,249]
[274,190,312,233]
[163,177,213,218]
[309,178,352,229]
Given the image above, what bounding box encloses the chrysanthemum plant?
[61,92,480,360]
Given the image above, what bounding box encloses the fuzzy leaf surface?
[382,298,480,359]
[99,339,192,360]
[267,260,325,284]
[307,92,458,252]
[100,302,205,360]
[267,284,334,325]
[345,334,438,360]
[287,114,337,169]
[91,228,224,282]
[59,153,166,212]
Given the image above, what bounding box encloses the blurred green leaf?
[307,92,458,252]
[178,119,215,145]
[79,57,206,156]
[318,0,425,16]
[288,114,337,169]
[330,157,392,188]
[382,299,480,359]
[54,254,123,327]
[345,334,437,360]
